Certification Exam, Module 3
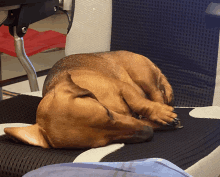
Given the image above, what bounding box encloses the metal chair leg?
[13,26,39,92]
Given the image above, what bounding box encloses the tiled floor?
[1,12,69,94]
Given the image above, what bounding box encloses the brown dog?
[4,51,180,149]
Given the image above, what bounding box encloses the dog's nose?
[132,125,154,142]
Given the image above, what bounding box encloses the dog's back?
[43,51,125,97]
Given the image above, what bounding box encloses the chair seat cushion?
[0,95,219,176]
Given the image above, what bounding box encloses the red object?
[0,25,66,57]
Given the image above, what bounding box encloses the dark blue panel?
[111,0,220,106]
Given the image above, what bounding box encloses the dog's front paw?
[145,102,178,126]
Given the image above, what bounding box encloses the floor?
[1,11,69,94]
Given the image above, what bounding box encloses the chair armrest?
[0,0,54,7]
[0,5,20,11]
[0,5,20,26]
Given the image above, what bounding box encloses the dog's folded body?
[4,51,180,149]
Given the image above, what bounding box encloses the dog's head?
[4,73,154,149]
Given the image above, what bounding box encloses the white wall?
[65,0,112,56]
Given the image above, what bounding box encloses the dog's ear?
[55,72,98,100]
[4,124,50,148]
